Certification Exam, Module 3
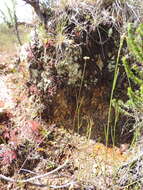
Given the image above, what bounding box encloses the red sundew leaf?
[2,127,10,140]
[27,120,40,134]
[21,120,42,143]
[45,40,54,48]
[18,65,25,72]
[27,51,34,60]
[0,146,17,165]
[9,129,20,147]
[3,131,10,139]
[29,85,40,95]
[6,111,13,118]
[2,126,20,147]
[75,31,80,37]
[0,100,5,108]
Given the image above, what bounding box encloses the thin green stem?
[105,33,125,146]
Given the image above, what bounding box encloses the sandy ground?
[0,51,17,114]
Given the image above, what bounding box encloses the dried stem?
[0,160,75,188]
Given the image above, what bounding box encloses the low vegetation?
[0,24,30,52]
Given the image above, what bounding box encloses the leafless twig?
[19,168,38,175]
[0,160,68,183]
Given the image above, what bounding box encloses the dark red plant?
[0,145,17,165]
[20,120,42,143]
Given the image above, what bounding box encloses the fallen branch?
[0,160,74,188]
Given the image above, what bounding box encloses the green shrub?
[114,23,143,140]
